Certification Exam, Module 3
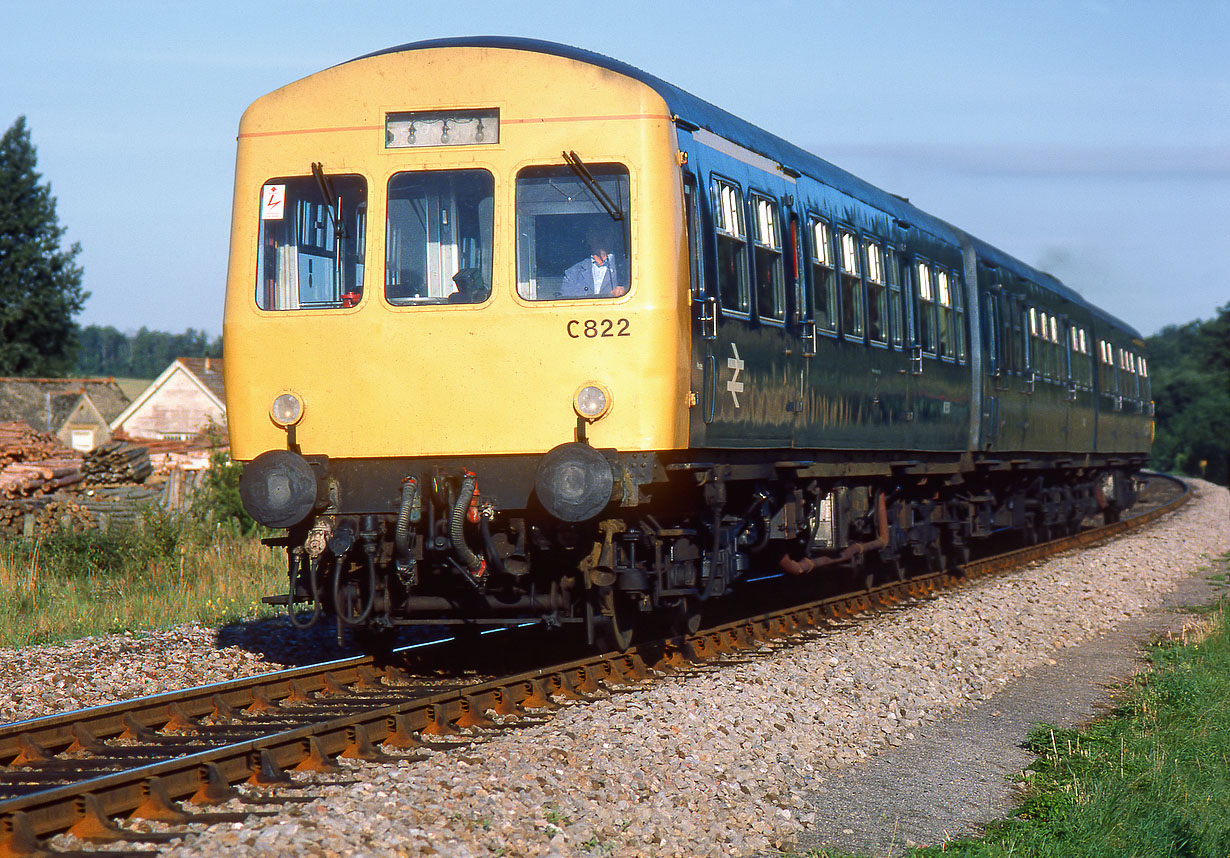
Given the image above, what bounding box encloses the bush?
[192,449,259,535]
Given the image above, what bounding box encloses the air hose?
[331,550,377,626]
[452,471,487,584]
[287,552,322,629]
[394,476,420,579]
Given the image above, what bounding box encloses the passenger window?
[1079,328,1091,387]
[1029,308,1048,377]
[1012,298,1027,373]
[915,261,936,354]
[1100,340,1117,393]
[810,218,837,332]
[865,240,887,344]
[1059,319,1071,380]
[515,163,630,301]
[751,194,785,322]
[713,180,749,314]
[385,169,493,305]
[936,269,953,358]
[997,292,1013,372]
[1122,348,1139,398]
[951,273,966,361]
[1070,325,1087,386]
[257,173,367,310]
[839,230,864,338]
[886,247,903,348]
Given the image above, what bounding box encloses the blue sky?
[4,0,1227,339]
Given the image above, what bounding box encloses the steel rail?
[0,474,1189,856]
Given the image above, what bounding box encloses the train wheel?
[948,542,971,568]
[924,543,948,573]
[592,590,637,652]
[668,596,703,637]
[1021,517,1039,547]
[876,546,905,582]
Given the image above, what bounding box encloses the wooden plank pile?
[0,422,85,498]
[83,441,154,485]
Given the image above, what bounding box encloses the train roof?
[349,37,1141,340]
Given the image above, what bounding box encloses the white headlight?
[573,384,611,420]
[270,392,304,427]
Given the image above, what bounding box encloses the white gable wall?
[114,366,226,440]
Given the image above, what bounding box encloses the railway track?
[0,474,1189,857]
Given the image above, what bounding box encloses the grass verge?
[805,594,1230,858]
[0,508,283,647]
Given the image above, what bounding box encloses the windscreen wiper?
[311,161,348,241]
[562,150,623,221]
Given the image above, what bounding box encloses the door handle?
[698,296,717,341]
[800,319,817,357]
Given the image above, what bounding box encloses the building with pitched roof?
[109,357,226,441]
[0,377,132,452]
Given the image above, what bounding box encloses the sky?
[3,0,1227,340]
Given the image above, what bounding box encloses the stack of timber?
[136,436,216,475]
[0,495,93,540]
[76,484,164,532]
[0,422,85,498]
[83,441,153,485]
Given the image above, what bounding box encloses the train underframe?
[250,446,1143,652]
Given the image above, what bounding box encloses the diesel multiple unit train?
[228,37,1153,649]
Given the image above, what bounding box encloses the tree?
[0,116,87,376]
[75,324,221,378]
[1147,303,1230,485]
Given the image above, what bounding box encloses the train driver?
[561,226,628,298]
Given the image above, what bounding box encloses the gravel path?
[6,480,1226,857]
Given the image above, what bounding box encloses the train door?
[1030,308,1067,452]
[979,283,1003,450]
[1057,316,1075,450]
[786,210,810,442]
[1066,320,1095,452]
[702,178,795,447]
[1004,293,1033,451]
[794,213,840,451]
[883,244,912,449]
[898,255,921,450]
[684,172,715,446]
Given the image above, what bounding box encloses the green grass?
[0,507,283,647]
[802,595,1230,858]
